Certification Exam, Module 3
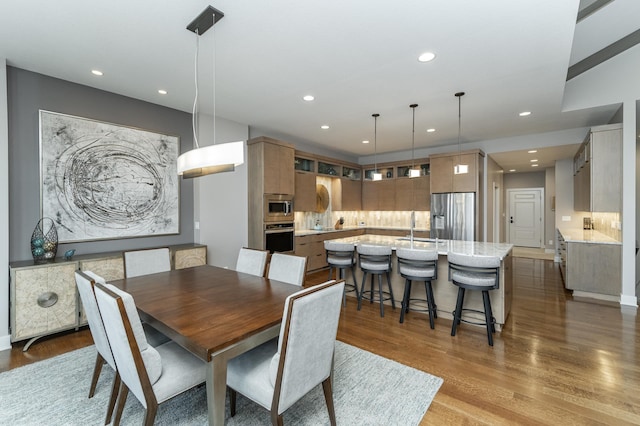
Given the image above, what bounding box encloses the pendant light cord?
[410,104,417,170]
[212,20,216,146]
[373,113,379,173]
[192,29,200,149]
[455,92,465,165]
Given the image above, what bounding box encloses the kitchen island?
[325,235,514,330]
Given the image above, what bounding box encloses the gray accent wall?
[7,67,195,262]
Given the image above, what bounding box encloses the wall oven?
[264,194,293,222]
[264,223,294,253]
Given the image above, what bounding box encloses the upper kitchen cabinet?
[248,136,295,195]
[396,176,430,211]
[430,150,484,193]
[294,150,362,212]
[573,123,622,213]
[294,171,317,212]
[362,180,395,210]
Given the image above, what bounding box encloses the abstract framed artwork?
[39,110,180,243]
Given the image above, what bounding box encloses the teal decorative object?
[31,218,58,263]
[64,249,76,260]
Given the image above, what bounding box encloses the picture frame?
[39,110,180,243]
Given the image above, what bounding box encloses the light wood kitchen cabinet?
[294,171,316,212]
[248,137,295,196]
[565,241,621,296]
[340,178,362,211]
[573,123,622,213]
[395,176,430,211]
[295,229,366,272]
[429,151,482,193]
[362,180,395,211]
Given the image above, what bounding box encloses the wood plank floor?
[1,258,638,424]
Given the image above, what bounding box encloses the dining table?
[109,264,302,425]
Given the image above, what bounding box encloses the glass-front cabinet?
[397,162,430,178]
[363,167,393,180]
[317,161,340,177]
[342,166,361,181]
[294,156,315,173]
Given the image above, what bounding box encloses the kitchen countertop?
[557,227,621,245]
[324,234,513,260]
[295,226,429,237]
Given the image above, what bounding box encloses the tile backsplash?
[295,210,430,231]
[591,212,621,241]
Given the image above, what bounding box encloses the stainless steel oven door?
[264,224,294,253]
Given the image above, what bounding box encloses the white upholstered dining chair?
[75,271,120,424]
[123,247,171,278]
[226,279,345,425]
[236,247,269,276]
[93,282,206,425]
[267,253,307,286]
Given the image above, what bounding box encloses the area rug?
[0,341,442,425]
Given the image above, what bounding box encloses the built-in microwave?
[264,194,294,222]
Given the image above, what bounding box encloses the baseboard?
[0,334,11,351]
[572,290,619,303]
[620,293,638,307]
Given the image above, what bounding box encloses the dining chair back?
[267,252,307,286]
[74,271,120,424]
[227,280,344,425]
[123,247,171,278]
[94,282,206,425]
[235,247,269,276]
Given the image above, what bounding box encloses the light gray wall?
[7,67,195,262]
[503,171,545,189]
[195,114,249,269]
[1,59,9,349]
[555,158,582,230]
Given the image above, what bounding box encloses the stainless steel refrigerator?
[430,192,475,241]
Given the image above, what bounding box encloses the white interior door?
[508,188,543,248]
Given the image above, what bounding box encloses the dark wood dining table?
[109,264,301,425]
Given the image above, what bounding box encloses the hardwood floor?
[2,258,638,424]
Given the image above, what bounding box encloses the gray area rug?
[0,341,442,425]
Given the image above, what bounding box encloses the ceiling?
[1,0,638,171]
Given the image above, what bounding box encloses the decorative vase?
[31,218,58,263]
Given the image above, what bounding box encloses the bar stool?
[396,247,438,329]
[357,244,395,317]
[448,252,500,346]
[324,241,359,306]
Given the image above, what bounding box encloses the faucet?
[410,211,415,246]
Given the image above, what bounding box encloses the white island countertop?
[325,235,513,260]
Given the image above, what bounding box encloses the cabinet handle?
[37,291,59,308]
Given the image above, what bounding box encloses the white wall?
[194,114,249,269]
[0,59,9,350]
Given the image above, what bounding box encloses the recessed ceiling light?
[427,128,436,133]
[158,89,167,95]
[530,159,538,162]
[362,140,370,144]
[519,111,531,117]
[91,69,103,76]
[509,169,516,172]
[531,164,539,167]
[418,52,436,62]
[303,95,314,101]
[321,125,329,130]
[527,150,537,153]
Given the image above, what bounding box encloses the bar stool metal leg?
[400,278,412,323]
[482,291,494,346]
[451,287,466,336]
